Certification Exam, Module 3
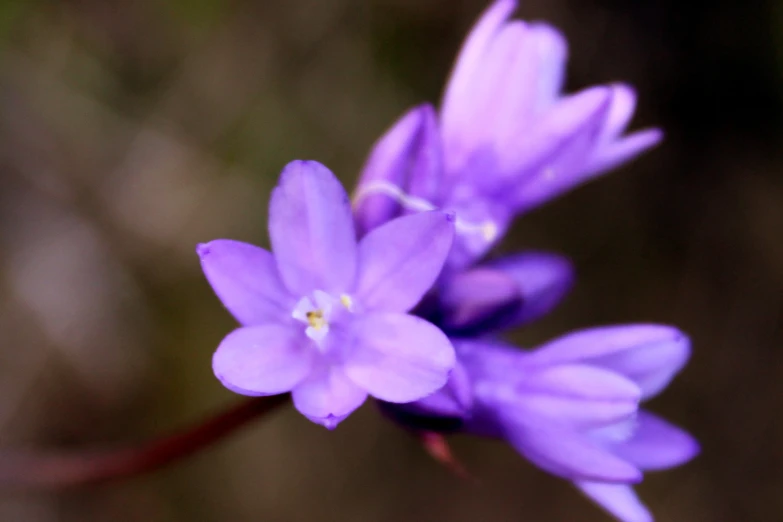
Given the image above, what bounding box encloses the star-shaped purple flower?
[198,160,457,428]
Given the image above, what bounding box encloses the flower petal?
[212,325,313,396]
[439,267,521,332]
[503,87,612,212]
[379,361,473,433]
[491,364,641,430]
[502,414,642,483]
[583,128,663,178]
[600,84,638,141]
[344,313,455,403]
[402,361,473,419]
[441,0,517,169]
[529,22,568,111]
[292,361,368,429]
[527,324,691,399]
[406,105,443,203]
[457,21,529,167]
[354,106,442,235]
[354,211,455,312]
[455,338,532,382]
[197,240,293,326]
[576,482,652,522]
[611,411,700,470]
[494,86,610,188]
[494,23,569,152]
[488,251,574,328]
[269,160,357,296]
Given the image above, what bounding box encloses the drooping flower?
[354,0,662,269]
[198,160,457,428]
[383,325,698,522]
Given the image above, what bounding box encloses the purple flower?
[386,325,698,522]
[354,0,661,269]
[198,160,457,428]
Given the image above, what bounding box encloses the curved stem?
[0,394,289,488]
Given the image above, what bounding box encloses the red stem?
[0,394,289,488]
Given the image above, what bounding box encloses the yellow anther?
[340,294,353,310]
[306,309,326,330]
[481,222,498,242]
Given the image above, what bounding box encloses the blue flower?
[198,160,456,428]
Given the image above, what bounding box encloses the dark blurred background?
[0,0,780,520]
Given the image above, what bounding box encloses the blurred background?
[0,0,781,520]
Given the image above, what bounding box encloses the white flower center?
[292,289,353,346]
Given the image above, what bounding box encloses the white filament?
[353,180,499,242]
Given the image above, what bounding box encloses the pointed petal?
[528,324,691,399]
[197,240,293,326]
[502,415,642,483]
[269,160,357,296]
[454,21,529,170]
[583,128,663,178]
[601,84,638,141]
[354,106,442,235]
[529,23,568,111]
[212,325,313,396]
[496,86,611,185]
[504,88,612,212]
[441,0,517,168]
[612,411,700,470]
[354,211,455,312]
[406,105,443,203]
[554,84,661,184]
[292,361,368,428]
[497,364,641,430]
[344,313,455,403]
[493,23,569,149]
[576,482,652,522]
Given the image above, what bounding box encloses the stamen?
[305,309,326,330]
[352,180,437,213]
[353,180,499,242]
[339,294,353,311]
[291,297,316,323]
[292,294,332,345]
[455,220,499,242]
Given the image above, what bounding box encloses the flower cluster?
[197,1,697,520]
